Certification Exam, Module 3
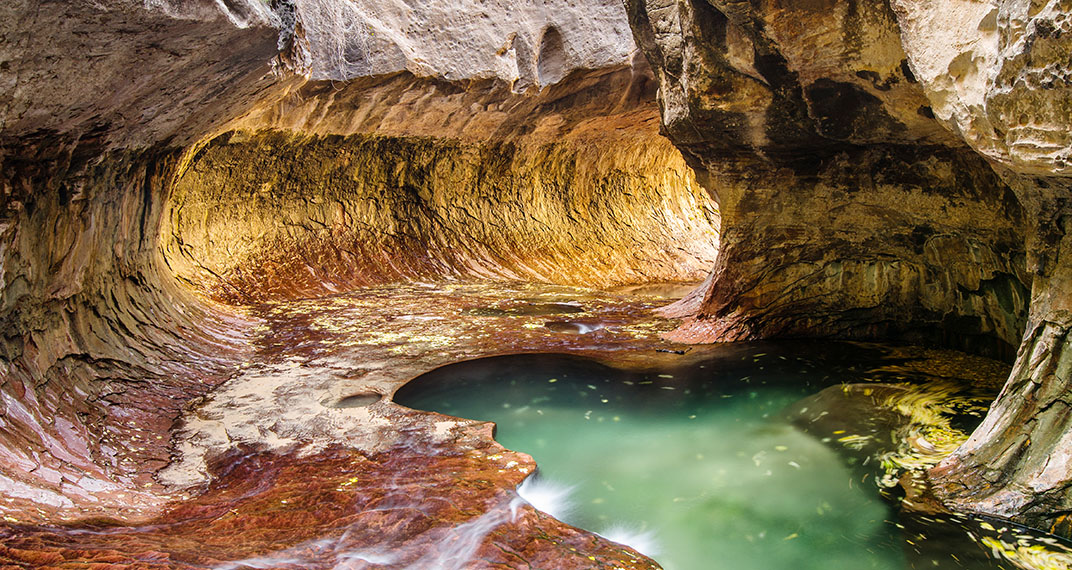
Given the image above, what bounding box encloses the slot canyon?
[1,0,1071,568]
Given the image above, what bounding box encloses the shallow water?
[394,344,1048,570]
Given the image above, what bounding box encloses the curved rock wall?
[7,0,1072,548]
[0,2,282,521]
[628,0,1072,536]
[164,70,717,304]
[0,0,712,534]
[627,0,1028,359]
[891,0,1072,535]
[0,143,256,522]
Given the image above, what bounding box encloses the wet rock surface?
[626,0,1072,537]
[1,281,698,568]
[4,278,1064,569]
[0,442,654,569]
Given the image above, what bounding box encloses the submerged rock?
[626,0,1072,538]
[5,0,1072,561]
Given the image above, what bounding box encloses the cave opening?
[161,125,720,305]
[5,0,1072,568]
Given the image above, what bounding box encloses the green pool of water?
[393,343,1034,570]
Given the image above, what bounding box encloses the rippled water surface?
[395,343,1053,570]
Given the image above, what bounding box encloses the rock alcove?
[2,0,1072,568]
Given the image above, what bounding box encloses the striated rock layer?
[627,0,1072,536]
[165,68,717,304]
[0,0,696,566]
[627,0,1028,359]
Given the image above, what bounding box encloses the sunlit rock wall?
[0,0,709,529]
[165,70,717,303]
[627,0,1028,359]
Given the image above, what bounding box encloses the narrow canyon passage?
[4,0,1072,569]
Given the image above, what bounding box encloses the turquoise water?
[394,343,1029,570]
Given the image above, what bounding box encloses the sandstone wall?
[165,70,717,304]
[891,0,1072,534]
[7,0,1072,544]
[0,0,712,525]
[627,0,1072,534]
[627,0,1028,359]
[0,1,281,521]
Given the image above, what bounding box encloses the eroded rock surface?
[164,68,717,303]
[889,0,1072,536]
[0,0,281,521]
[5,0,1072,562]
[282,0,637,86]
[627,0,1027,359]
[627,0,1072,537]
[0,0,691,566]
